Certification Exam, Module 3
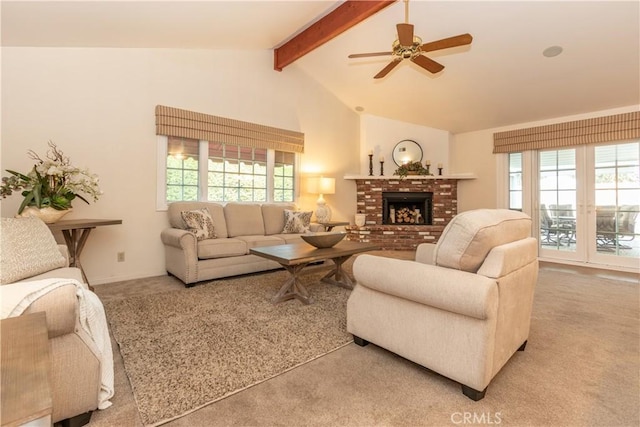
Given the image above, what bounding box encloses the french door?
[536,142,639,270]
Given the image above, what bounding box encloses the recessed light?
[355,106,365,112]
[543,46,563,58]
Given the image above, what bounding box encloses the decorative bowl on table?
[301,231,347,248]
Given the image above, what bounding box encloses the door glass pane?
[594,142,640,256]
[539,149,576,252]
[508,153,523,210]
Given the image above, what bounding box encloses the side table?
[317,221,350,232]
[1,312,52,427]
[47,219,122,286]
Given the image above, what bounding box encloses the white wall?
[357,114,450,176]
[1,47,359,284]
[451,105,640,212]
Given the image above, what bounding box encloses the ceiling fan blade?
[421,33,473,53]
[374,59,402,79]
[397,23,414,46]
[348,51,393,59]
[411,55,444,74]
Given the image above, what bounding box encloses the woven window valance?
[493,111,640,154]
[155,105,304,154]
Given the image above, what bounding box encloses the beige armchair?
[1,217,112,425]
[347,209,538,400]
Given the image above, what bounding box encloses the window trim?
[156,135,168,211]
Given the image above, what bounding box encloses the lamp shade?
[318,177,335,195]
[308,177,335,195]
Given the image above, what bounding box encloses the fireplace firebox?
[382,192,433,225]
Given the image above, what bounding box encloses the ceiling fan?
[348,0,473,79]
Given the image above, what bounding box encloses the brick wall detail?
[346,179,458,250]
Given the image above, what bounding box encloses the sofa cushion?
[168,202,228,238]
[282,210,312,234]
[262,203,297,235]
[225,203,265,237]
[434,209,532,273]
[181,208,217,241]
[197,238,247,259]
[1,217,66,284]
[236,235,285,249]
[271,233,305,244]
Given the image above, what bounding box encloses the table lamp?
[309,177,335,223]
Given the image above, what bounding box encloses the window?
[208,143,268,202]
[508,153,523,211]
[273,151,295,202]
[166,138,199,202]
[160,136,297,206]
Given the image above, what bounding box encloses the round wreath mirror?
[392,140,423,166]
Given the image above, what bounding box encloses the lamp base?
[315,203,332,223]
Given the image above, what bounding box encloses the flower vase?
[17,207,72,223]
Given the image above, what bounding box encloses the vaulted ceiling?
[2,1,639,133]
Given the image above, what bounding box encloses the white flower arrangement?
[0,141,102,213]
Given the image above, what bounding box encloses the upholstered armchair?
[347,209,538,400]
[1,217,113,425]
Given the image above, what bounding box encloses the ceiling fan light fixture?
[392,36,422,59]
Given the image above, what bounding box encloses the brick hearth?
[346,178,459,250]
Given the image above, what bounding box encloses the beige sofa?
[347,209,538,400]
[161,202,322,286]
[1,217,109,425]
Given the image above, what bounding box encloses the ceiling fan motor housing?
[392,37,423,59]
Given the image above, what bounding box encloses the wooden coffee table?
[250,241,379,304]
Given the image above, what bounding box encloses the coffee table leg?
[272,263,314,305]
[321,255,355,289]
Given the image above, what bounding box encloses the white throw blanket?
[0,278,114,409]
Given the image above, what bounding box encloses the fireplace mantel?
[344,174,476,180]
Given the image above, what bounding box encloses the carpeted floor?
[102,267,353,426]
[89,253,640,427]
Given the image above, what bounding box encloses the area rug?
[102,269,353,426]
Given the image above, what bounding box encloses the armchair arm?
[3,282,78,338]
[353,254,498,320]
[415,243,436,265]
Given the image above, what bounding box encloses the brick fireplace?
[346,178,459,250]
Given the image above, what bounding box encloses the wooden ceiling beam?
[274,0,396,71]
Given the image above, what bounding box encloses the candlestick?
[380,160,384,176]
[368,154,374,176]
[425,164,431,176]
[425,160,431,166]
[438,167,443,176]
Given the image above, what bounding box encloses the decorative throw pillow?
[0,217,66,284]
[181,208,217,241]
[282,210,313,234]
